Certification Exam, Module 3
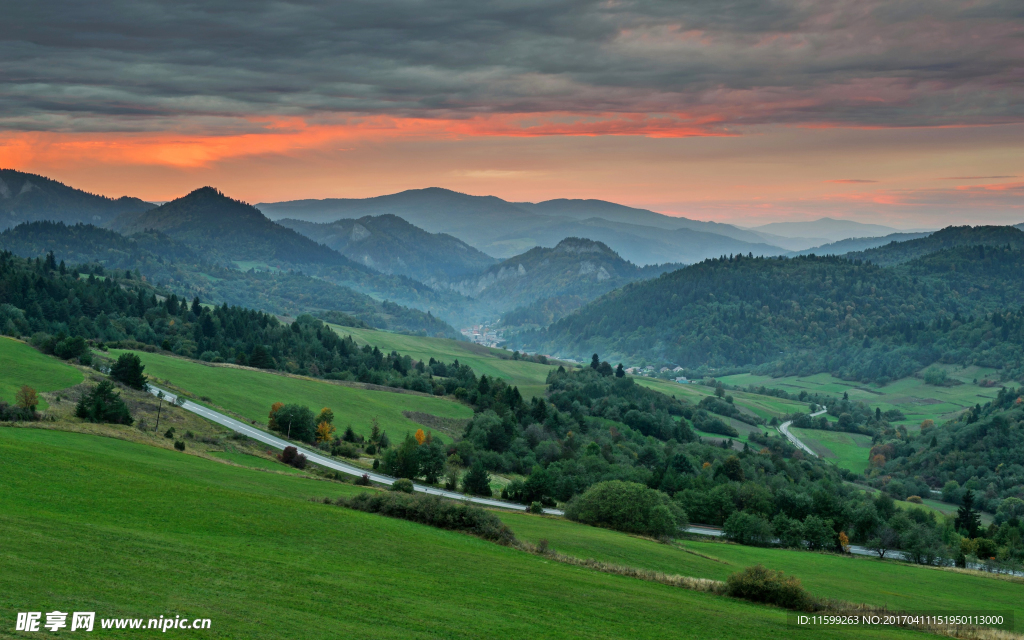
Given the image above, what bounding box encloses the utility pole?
[155,390,164,432]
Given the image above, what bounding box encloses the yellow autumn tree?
[919,419,935,432]
[838,531,850,553]
[268,402,284,429]
[15,385,38,410]
[414,428,426,445]
[317,407,334,426]
[316,421,335,443]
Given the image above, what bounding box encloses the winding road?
[147,385,564,515]
[777,407,828,457]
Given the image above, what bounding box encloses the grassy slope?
[0,427,912,640]
[720,365,1004,428]
[635,377,810,420]
[790,427,874,474]
[0,337,83,411]
[330,325,558,399]
[110,350,472,442]
[500,513,1024,622]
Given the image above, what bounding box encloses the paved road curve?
[148,385,564,516]
[778,407,829,457]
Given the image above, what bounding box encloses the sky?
[1,0,1022,228]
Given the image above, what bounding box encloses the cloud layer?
[4,0,1024,137]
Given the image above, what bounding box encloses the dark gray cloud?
[2,0,1023,134]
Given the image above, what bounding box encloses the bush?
[53,335,88,360]
[75,381,133,425]
[565,480,684,538]
[529,501,545,514]
[355,473,371,486]
[461,461,493,497]
[336,491,516,545]
[278,445,307,469]
[391,478,415,493]
[109,352,148,390]
[725,565,815,611]
[174,440,185,451]
[331,442,359,458]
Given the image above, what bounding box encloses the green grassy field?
[499,512,1024,623]
[720,365,1004,428]
[0,337,83,411]
[635,377,810,420]
[790,427,874,474]
[330,325,558,399]
[0,427,917,640]
[109,350,473,442]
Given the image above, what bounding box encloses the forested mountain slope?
[518,237,1024,382]
[790,232,931,257]
[845,225,1024,266]
[0,169,152,229]
[277,214,496,283]
[0,222,460,338]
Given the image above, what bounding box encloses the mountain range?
[0,169,153,229]
[749,217,914,243]
[257,188,808,264]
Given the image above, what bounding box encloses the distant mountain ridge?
[277,214,496,283]
[750,217,911,242]
[257,187,801,264]
[0,168,153,229]
[843,225,1024,266]
[789,232,932,257]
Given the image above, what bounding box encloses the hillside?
[790,232,931,257]
[257,188,793,264]
[277,214,496,282]
[0,168,152,229]
[447,237,678,317]
[845,225,1024,266]
[517,241,1024,382]
[0,225,461,338]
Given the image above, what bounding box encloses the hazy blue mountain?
[277,214,496,283]
[258,187,791,264]
[749,217,910,243]
[448,237,680,318]
[788,232,932,257]
[0,169,153,229]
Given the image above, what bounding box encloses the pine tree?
[109,352,148,390]
[955,489,982,537]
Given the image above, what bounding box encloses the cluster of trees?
[0,385,41,422]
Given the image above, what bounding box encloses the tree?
[316,407,334,427]
[381,433,420,479]
[273,404,316,443]
[15,385,38,411]
[462,461,493,497]
[315,421,335,443]
[564,480,683,537]
[615,363,625,378]
[368,418,381,445]
[721,455,745,482]
[249,345,274,369]
[110,352,148,389]
[955,489,982,537]
[596,361,614,377]
[417,441,446,484]
[268,402,284,429]
[867,526,900,559]
[590,354,600,370]
[75,381,133,425]
[715,382,725,398]
[723,511,773,546]
[414,428,426,445]
[802,515,835,550]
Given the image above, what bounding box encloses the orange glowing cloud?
[0,112,731,170]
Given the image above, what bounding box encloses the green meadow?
[789,427,874,474]
[720,365,1004,428]
[109,349,473,442]
[0,337,83,411]
[499,512,1024,623]
[635,376,811,420]
[329,325,558,398]
[0,427,918,640]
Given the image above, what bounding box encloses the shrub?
[53,335,88,360]
[336,491,516,545]
[725,565,815,611]
[529,501,545,514]
[331,442,359,458]
[279,446,307,468]
[906,495,923,504]
[109,352,148,390]
[391,478,415,493]
[174,440,185,451]
[355,473,371,486]
[565,480,684,538]
[164,428,175,439]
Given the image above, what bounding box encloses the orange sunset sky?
[2,1,1022,227]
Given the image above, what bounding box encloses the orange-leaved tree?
[838,531,850,553]
[316,421,335,443]
[268,402,284,429]
[15,385,38,410]
[414,428,426,445]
